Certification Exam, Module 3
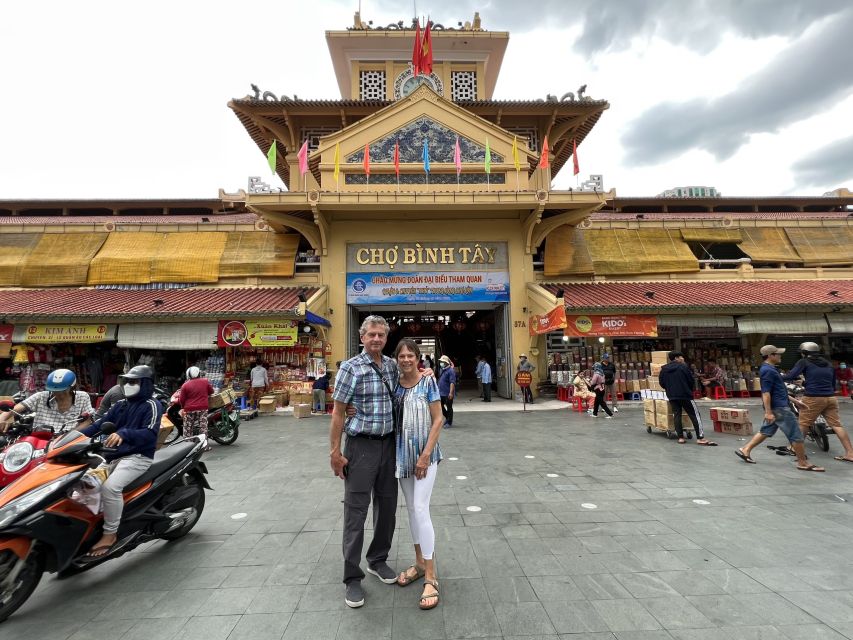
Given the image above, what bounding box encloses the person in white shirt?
[249,362,269,409]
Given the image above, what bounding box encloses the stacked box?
[258,396,277,413]
[647,376,662,391]
[643,398,656,426]
[651,351,670,364]
[293,403,312,418]
[717,421,753,435]
[650,363,663,376]
[710,407,752,434]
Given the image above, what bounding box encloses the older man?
[329,315,399,608]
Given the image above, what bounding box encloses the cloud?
[621,10,853,165]
[792,135,853,189]
[372,0,848,55]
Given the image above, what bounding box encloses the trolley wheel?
[666,431,674,439]
[686,432,693,440]
[646,426,652,434]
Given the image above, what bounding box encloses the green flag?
[267,140,277,175]
[484,138,491,174]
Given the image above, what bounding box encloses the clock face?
[394,69,442,99]
[401,75,431,97]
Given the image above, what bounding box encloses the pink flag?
[297,140,309,176]
[454,136,462,175]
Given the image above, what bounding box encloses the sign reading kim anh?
[346,242,509,304]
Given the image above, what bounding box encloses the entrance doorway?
[348,304,511,398]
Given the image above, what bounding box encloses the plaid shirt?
[332,351,398,437]
[22,390,93,432]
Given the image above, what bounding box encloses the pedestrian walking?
[589,363,613,418]
[659,352,716,445]
[249,361,268,410]
[392,339,444,610]
[480,358,492,402]
[600,353,618,412]
[784,342,853,463]
[475,355,485,399]
[178,366,213,439]
[329,315,399,608]
[517,353,535,404]
[437,355,456,427]
[735,345,824,471]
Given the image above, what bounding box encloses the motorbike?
[786,382,831,452]
[163,391,239,446]
[0,422,210,622]
[0,407,89,488]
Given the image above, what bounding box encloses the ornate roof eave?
[229,96,609,185]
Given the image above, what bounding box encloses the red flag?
[572,138,580,176]
[421,20,433,76]
[411,20,422,76]
[393,140,400,176]
[538,135,549,169]
[363,143,370,176]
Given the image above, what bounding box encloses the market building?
[0,13,851,401]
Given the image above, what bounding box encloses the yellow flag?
[333,142,340,184]
[512,136,520,172]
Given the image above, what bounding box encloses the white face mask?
[123,383,141,398]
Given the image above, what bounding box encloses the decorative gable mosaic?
[346,117,505,164]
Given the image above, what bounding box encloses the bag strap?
[368,361,396,404]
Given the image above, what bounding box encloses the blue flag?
[422,138,430,173]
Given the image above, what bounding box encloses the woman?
[1,368,92,433]
[589,362,613,418]
[177,366,213,438]
[393,339,444,610]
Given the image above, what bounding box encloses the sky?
[1,0,851,200]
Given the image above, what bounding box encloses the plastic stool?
[238,395,248,410]
[693,390,703,399]
[712,386,728,400]
[842,385,850,397]
[629,392,642,401]
[571,396,589,412]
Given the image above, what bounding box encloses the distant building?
[657,186,720,198]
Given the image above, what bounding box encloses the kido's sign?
[563,315,658,338]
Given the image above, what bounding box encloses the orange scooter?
[0,423,209,622]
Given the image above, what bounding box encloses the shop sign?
[529,306,567,336]
[23,324,111,344]
[515,371,533,387]
[564,315,658,338]
[347,242,508,272]
[217,319,298,347]
[677,326,740,339]
[0,325,12,343]
[346,271,510,304]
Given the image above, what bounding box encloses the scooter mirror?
[100,422,118,435]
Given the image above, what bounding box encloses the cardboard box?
[647,376,662,391]
[752,378,761,391]
[156,422,174,449]
[710,407,750,423]
[650,363,663,376]
[651,351,670,364]
[258,397,276,413]
[209,388,236,409]
[291,392,312,406]
[293,403,312,418]
[639,379,649,390]
[737,379,748,391]
[717,420,754,436]
[654,399,670,416]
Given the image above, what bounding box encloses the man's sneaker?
[605,416,613,419]
[345,581,365,608]
[366,561,397,584]
[613,407,619,413]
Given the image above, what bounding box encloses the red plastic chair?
[712,386,728,400]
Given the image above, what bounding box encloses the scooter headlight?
[2,442,34,473]
[0,473,79,528]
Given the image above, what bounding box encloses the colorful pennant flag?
[362,143,370,176]
[267,140,277,175]
[297,140,309,179]
[393,140,400,177]
[572,137,580,176]
[412,20,422,76]
[422,138,430,174]
[538,135,549,169]
[484,138,491,174]
[333,142,340,187]
[421,20,433,76]
[454,136,462,176]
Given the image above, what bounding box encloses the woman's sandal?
[397,564,425,586]
[419,578,440,610]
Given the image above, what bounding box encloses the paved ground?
[4,394,853,640]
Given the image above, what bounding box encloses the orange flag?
[421,20,433,75]
[572,138,580,176]
[538,135,549,169]
[363,143,370,176]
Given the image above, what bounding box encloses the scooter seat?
[124,441,197,493]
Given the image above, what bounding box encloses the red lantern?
[432,322,444,333]
[453,320,466,333]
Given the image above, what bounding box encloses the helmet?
[122,365,154,380]
[798,341,821,354]
[186,366,201,379]
[45,369,76,392]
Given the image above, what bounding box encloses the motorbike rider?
[79,365,163,558]
[177,366,213,441]
[0,368,92,433]
[784,342,853,464]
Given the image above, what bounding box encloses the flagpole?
[516,169,519,193]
